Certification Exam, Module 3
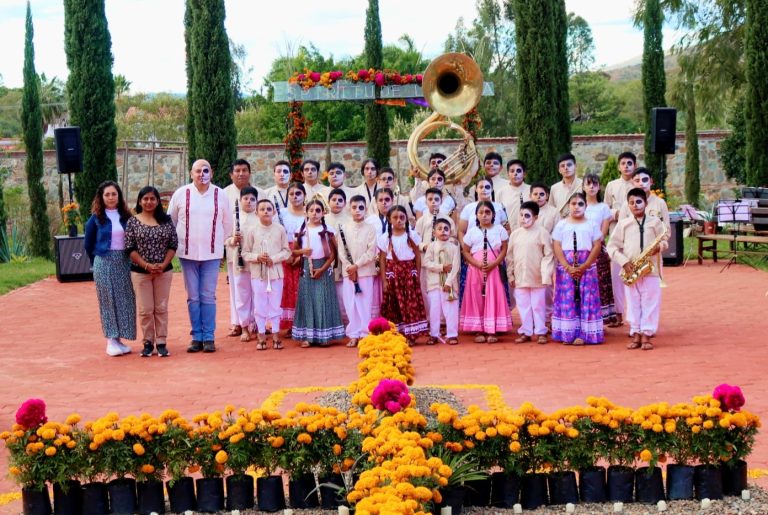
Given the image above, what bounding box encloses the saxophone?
[621,224,668,286]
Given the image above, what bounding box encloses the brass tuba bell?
[407,53,483,184]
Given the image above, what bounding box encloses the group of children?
[224,150,668,350]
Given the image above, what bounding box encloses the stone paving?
[0,260,766,511]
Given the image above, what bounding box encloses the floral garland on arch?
[289,68,423,90]
[283,101,311,182]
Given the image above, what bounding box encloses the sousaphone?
[407,53,483,184]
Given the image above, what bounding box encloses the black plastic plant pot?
[579,466,607,502]
[666,464,694,500]
[53,480,82,515]
[107,478,137,515]
[319,473,345,509]
[22,485,52,515]
[722,459,748,496]
[80,482,109,515]
[520,472,548,510]
[195,477,225,512]
[635,466,664,503]
[432,486,465,515]
[694,464,723,500]
[490,471,520,508]
[548,471,579,505]
[463,476,492,506]
[257,475,286,512]
[288,472,320,509]
[166,476,196,512]
[136,480,165,514]
[225,474,255,510]
[607,465,634,502]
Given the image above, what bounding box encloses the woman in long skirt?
[84,180,136,356]
[583,173,618,324]
[279,183,307,334]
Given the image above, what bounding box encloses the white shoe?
[106,339,124,357]
[115,340,132,355]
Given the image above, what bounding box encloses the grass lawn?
[681,236,768,272]
[0,257,56,295]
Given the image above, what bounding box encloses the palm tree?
[114,74,131,100]
[39,73,66,134]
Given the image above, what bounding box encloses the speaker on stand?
[662,214,684,266]
[650,107,677,194]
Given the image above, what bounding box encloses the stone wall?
[0,131,734,208]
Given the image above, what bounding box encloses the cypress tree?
[513,0,558,184]
[552,0,571,156]
[684,82,700,206]
[745,0,768,186]
[22,2,52,259]
[63,0,118,223]
[364,0,390,167]
[184,0,196,170]
[641,0,667,188]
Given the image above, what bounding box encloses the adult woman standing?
[167,159,232,354]
[84,180,136,357]
[124,186,178,357]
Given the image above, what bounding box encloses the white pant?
[428,288,459,338]
[624,276,661,336]
[371,276,381,318]
[514,287,547,336]
[420,267,430,312]
[343,276,374,338]
[335,280,348,324]
[232,269,254,328]
[251,278,284,333]
[611,261,626,317]
[227,261,239,326]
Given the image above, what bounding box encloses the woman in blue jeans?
[167,159,232,353]
[84,180,136,356]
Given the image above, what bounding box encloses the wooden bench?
[696,234,768,264]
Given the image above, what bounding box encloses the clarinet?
[431,208,438,242]
[235,199,245,270]
[572,232,581,307]
[273,195,285,226]
[338,225,362,294]
[481,228,488,298]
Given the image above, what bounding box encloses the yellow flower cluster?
[348,326,415,407]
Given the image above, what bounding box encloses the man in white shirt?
[168,159,233,353]
[302,159,331,202]
[498,159,532,232]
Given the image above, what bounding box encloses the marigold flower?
[215,450,228,464]
[141,464,155,474]
[133,443,145,456]
[297,433,312,444]
[640,449,653,462]
[45,446,57,457]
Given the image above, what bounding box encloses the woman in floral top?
[124,186,178,357]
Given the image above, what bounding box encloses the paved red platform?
[1,261,767,509]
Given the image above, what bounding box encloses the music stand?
[716,200,751,270]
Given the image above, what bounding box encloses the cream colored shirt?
[225,210,259,270]
[264,185,290,213]
[549,177,584,217]
[241,220,291,280]
[498,183,532,231]
[327,211,352,281]
[224,183,265,209]
[336,220,378,278]
[506,225,554,288]
[535,204,560,234]
[604,177,634,218]
[607,215,666,277]
[618,193,671,233]
[304,183,332,204]
[423,239,461,293]
[414,211,457,250]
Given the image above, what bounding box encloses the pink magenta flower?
[713,384,745,412]
[374,72,385,86]
[371,379,411,414]
[16,399,47,429]
[415,74,423,83]
[297,73,306,81]
[358,69,369,80]
[368,317,391,335]
[330,71,343,80]
[309,72,321,82]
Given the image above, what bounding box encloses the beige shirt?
[549,177,584,217]
[498,183,532,231]
[304,182,331,203]
[241,221,291,280]
[607,215,666,277]
[336,220,378,278]
[224,183,266,209]
[505,225,555,288]
[535,204,560,234]
[263,185,290,212]
[423,239,461,293]
[327,211,352,280]
[225,210,259,269]
[618,193,671,233]
[604,177,634,219]
[414,211,457,250]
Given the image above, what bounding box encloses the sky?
[0,0,682,94]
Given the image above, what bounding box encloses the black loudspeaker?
[651,108,677,154]
[54,127,83,173]
[54,236,93,282]
[662,216,684,266]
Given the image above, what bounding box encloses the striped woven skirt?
[597,245,618,322]
[380,258,428,337]
[551,250,604,344]
[291,258,345,344]
[93,250,136,340]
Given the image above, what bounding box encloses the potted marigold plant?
[219,406,261,510]
[61,202,82,237]
[588,400,640,504]
[189,411,227,512]
[712,384,760,496]
[158,415,196,512]
[130,414,167,514]
[275,421,323,509]
[632,403,678,504]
